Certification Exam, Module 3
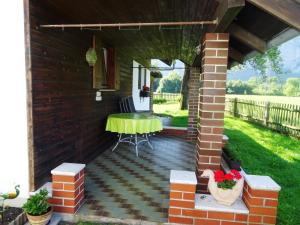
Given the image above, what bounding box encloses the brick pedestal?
[196,33,229,192]
[49,163,85,214]
[243,175,281,225]
[169,170,197,224]
[168,170,281,225]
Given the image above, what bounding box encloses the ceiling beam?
[229,47,245,63]
[228,23,267,53]
[247,0,300,31]
[210,0,245,32]
[193,0,245,67]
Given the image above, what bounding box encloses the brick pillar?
[50,163,85,214]
[169,170,197,225]
[243,175,281,225]
[187,67,201,142]
[196,33,229,192]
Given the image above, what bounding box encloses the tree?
[248,47,283,79]
[248,76,283,96]
[152,78,160,92]
[180,66,190,109]
[156,72,182,93]
[226,80,252,94]
[232,47,284,80]
[283,78,300,96]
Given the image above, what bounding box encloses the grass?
[224,116,300,225]
[153,102,188,127]
[227,94,300,105]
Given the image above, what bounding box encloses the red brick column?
[187,67,201,141]
[49,163,85,214]
[243,175,281,225]
[196,33,229,191]
[169,170,197,224]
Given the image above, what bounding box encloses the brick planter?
[49,163,86,214]
[168,170,281,225]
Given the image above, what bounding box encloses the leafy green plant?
[217,180,237,189]
[22,189,50,216]
[153,98,167,104]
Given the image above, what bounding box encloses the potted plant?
[201,169,244,206]
[22,189,52,225]
[139,85,150,98]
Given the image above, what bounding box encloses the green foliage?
[153,98,167,104]
[156,72,182,93]
[22,189,50,216]
[247,47,283,79]
[226,75,297,96]
[248,76,283,95]
[227,80,253,94]
[283,78,300,96]
[217,180,237,190]
[224,117,300,225]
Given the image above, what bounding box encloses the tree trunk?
[180,66,190,110]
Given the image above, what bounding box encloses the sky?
[152,35,300,80]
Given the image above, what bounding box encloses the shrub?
[22,189,50,216]
[153,98,167,104]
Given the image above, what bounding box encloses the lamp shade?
[86,48,97,66]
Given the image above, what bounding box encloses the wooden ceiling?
[39,0,300,67]
[42,0,218,65]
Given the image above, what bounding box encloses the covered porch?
[22,0,300,224]
[78,136,194,223]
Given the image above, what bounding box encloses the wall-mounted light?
[85,48,97,66]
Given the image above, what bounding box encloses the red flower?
[230,169,242,180]
[143,85,150,91]
[224,173,234,181]
[214,170,224,183]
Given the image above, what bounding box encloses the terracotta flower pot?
[201,170,244,206]
[26,208,52,225]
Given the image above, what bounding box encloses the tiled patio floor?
[77,135,195,222]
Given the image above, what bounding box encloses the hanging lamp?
[85,48,97,66]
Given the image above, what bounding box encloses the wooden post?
[264,101,270,126]
[233,98,238,117]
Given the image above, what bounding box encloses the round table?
[106,113,163,156]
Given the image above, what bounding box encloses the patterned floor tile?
[77,135,195,222]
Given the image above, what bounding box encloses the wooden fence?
[153,92,181,101]
[225,98,300,137]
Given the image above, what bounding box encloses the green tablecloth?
[106,113,163,134]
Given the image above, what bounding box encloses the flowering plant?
[142,85,150,92]
[214,170,242,190]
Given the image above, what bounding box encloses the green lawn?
[153,102,188,127]
[224,116,300,225]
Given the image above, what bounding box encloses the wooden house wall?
[29,0,133,189]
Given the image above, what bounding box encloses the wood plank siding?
[29,0,133,189]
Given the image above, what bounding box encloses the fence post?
[264,101,270,126]
[233,98,238,117]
